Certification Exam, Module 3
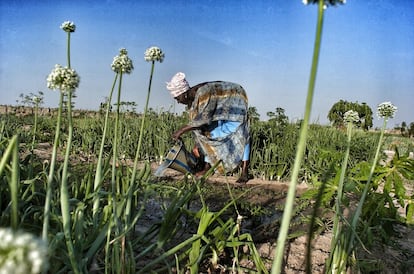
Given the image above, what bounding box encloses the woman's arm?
[172,124,199,140]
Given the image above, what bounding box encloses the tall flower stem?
[93,73,118,219]
[325,121,354,273]
[28,99,39,178]
[125,61,155,226]
[30,99,39,153]
[111,72,123,232]
[105,72,123,273]
[346,118,387,255]
[59,23,79,273]
[271,0,325,272]
[11,136,19,231]
[60,90,80,273]
[137,60,155,166]
[42,91,63,241]
[0,135,19,230]
[67,32,71,68]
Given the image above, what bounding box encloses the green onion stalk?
[271,1,325,272]
[92,73,118,219]
[59,21,80,273]
[125,46,164,227]
[60,88,80,273]
[11,136,20,231]
[31,97,40,148]
[345,102,397,258]
[107,48,133,230]
[60,21,76,68]
[111,71,123,232]
[105,70,124,274]
[105,48,134,272]
[28,96,40,178]
[0,135,19,230]
[42,90,63,242]
[324,110,359,273]
[43,62,80,273]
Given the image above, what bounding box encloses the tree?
[409,122,414,138]
[357,102,373,130]
[114,101,137,113]
[99,97,112,114]
[266,107,289,127]
[400,121,407,136]
[328,100,373,130]
[17,91,44,108]
[248,106,260,124]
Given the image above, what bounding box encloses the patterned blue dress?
[188,81,250,173]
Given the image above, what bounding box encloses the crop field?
[1,105,414,273]
[1,7,414,274]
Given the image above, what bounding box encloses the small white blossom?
[343,110,360,124]
[144,46,165,63]
[111,48,134,74]
[60,21,76,33]
[302,0,345,7]
[377,102,397,119]
[0,228,48,274]
[47,64,80,92]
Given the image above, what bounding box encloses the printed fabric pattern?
[189,81,250,172]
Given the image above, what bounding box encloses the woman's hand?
[172,129,184,140]
[172,125,197,140]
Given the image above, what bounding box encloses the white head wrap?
[166,72,190,97]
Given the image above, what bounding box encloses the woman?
[166,72,251,183]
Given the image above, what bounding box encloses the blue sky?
[1,0,413,128]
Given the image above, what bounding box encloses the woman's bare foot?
[236,173,251,184]
[236,160,250,184]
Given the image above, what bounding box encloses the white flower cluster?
[60,21,76,33]
[302,0,346,7]
[377,101,397,119]
[47,64,80,92]
[0,228,48,274]
[144,46,165,63]
[111,48,134,74]
[343,110,360,124]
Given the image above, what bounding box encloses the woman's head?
[166,72,190,98]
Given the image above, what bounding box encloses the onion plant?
[324,110,360,273]
[92,73,118,219]
[106,48,134,273]
[0,135,19,230]
[0,227,48,274]
[126,46,164,226]
[272,1,345,273]
[344,102,398,265]
[44,20,81,273]
[41,83,63,243]
[272,0,325,271]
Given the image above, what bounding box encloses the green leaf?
[406,200,414,225]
